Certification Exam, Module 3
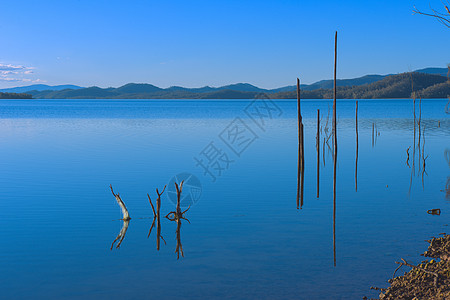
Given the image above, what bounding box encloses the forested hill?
[0,92,32,99]
[270,72,450,99]
[16,71,450,100]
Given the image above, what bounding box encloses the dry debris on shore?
[366,234,450,300]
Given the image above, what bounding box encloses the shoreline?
[367,234,450,300]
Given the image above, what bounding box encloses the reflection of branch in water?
[406,146,411,168]
[421,125,427,189]
[175,219,183,259]
[446,177,450,199]
[445,149,450,199]
[111,219,130,250]
[109,185,131,250]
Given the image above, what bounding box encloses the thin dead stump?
[333,31,338,155]
[355,100,358,191]
[156,186,166,250]
[332,31,338,267]
[147,185,167,250]
[109,184,131,221]
[109,185,131,250]
[317,109,320,198]
[166,181,188,259]
[297,78,305,209]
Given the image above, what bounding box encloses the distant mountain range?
[271,72,450,99]
[0,84,83,94]
[0,67,448,99]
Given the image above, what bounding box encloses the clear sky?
[1,0,449,89]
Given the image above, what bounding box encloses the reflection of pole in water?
[333,156,336,267]
[323,137,326,167]
[317,109,320,198]
[372,123,374,148]
[355,101,358,192]
[421,125,428,189]
[297,142,301,209]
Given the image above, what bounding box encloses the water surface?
[0,99,449,299]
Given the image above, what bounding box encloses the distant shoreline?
[1,71,449,100]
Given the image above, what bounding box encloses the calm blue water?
[0,99,449,299]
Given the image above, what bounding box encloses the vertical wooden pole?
[333,31,337,267]
[333,33,337,150]
[297,78,300,209]
[297,78,304,209]
[355,100,358,192]
[317,109,320,198]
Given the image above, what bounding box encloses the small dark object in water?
[427,209,441,215]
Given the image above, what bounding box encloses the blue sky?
[1,0,449,89]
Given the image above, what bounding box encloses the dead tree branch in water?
[109,185,131,220]
[166,181,190,222]
[147,186,167,250]
[165,181,189,259]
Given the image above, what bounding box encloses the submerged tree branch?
[110,184,131,220]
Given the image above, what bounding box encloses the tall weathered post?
[297,78,304,209]
[355,100,358,191]
[333,31,338,267]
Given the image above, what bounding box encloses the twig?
[394,258,440,287]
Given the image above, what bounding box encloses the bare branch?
[109,185,131,220]
[413,4,450,27]
[156,185,167,197]
[394,258,440,287]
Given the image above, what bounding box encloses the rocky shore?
[366,234,450,300]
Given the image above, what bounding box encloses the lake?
[0,98,449,299]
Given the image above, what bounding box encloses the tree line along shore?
[1,72,449,100]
